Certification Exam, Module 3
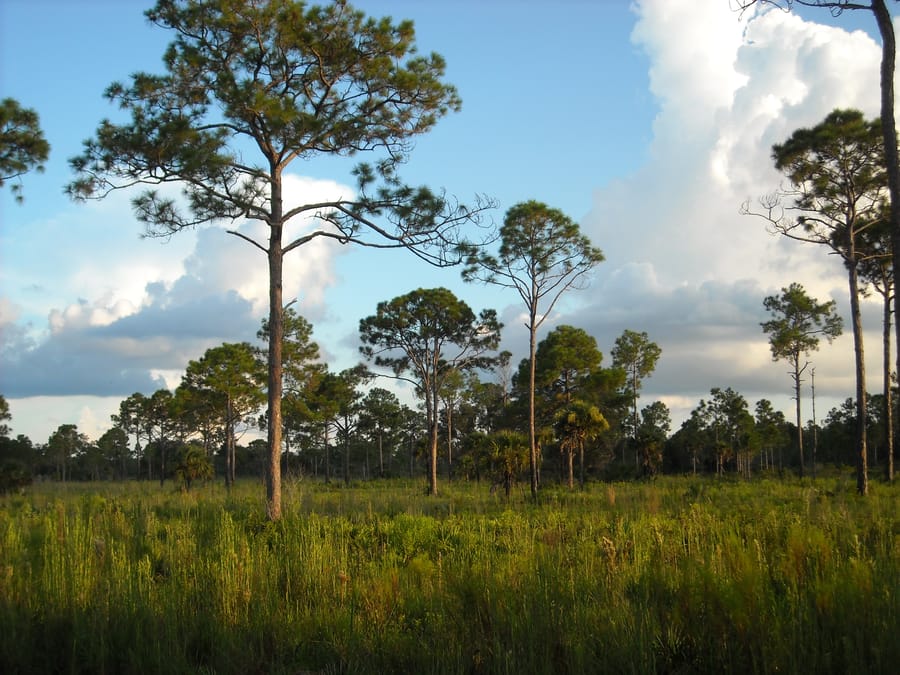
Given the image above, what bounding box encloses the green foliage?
[0,459,31,494]
[174,444,214,490]
[0,477,898,673]
[360,287,502,495]
[612,329,662,438]
[554,401,610,488]
[761,283,843,366]
[0,395,10,437]
[0,98,49,203]
[479,430,530,497]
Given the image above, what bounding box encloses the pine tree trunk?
[872,0,898,487]
[883,289,894,481]
[849,264,869,495]
[378,431,384,478]
[528,314,539,498]
[266,208,284,519]
[793,360,804,478]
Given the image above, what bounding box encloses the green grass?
[1,475,898,673]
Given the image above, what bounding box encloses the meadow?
[0,474,898,674]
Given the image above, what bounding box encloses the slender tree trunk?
[446,405,453,482]
[811,368,818,479]
[159,439,167,488]
[343,416,350,486]
[566,449,574,489]
[266,188,284,518]
[428,378,439,496]
[378,430,384,478]
[883,288,895,481]
[324,423,331,484]
[528,311,539,498]
[872,0,898,487]
[579,443,585,489]
[793,360,804,478]
[849,265,869,495]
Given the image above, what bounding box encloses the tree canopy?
[0,98,49,203]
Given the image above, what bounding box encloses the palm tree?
[554,401,609,489]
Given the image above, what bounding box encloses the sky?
[0,0,892,444]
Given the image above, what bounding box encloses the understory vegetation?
[1,475,898,674]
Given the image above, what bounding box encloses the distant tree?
[462,201,604,497]
[145,389,178,486]
[331,365,371,485]
[554,400,609,489]
[96,426,130,480]
[480,430,530,499]
[706,387,756,477]
[611,329,662,453]
[180,343,265,488]
[46,424,87,483]
[115,393,150,480]
[437,368,466,481]
[174,443,214,491]
[754,399,790,473]
[398,404,423,479]
[359,287,501,495]
[534,325,604,408]
[0,401,32,493]
[667,407,712,475]
[761,283,843,478]
[305,370,344,483]
[357,387,403,478]
[0,98,49,203]
[514,325,605,480]
[461,369,510,436]
[68,0,488,521]
[0,395,10,438]
[636,400,671,478]
[746,109,886,494]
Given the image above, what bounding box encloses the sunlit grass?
[1,475,898,673]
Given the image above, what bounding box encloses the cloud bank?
[567,0,888,423]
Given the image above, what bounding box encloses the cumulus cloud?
[573,0,888,426]
[0,173,353,399]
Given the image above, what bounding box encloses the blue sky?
[0,0,891,443]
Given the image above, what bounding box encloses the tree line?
[3,298,893,496]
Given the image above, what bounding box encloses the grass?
[1,474,898,673]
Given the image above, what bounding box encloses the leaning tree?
[67,0,489,519]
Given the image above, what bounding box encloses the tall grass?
[1,475,897,673]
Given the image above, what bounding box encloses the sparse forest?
[2,0,900,673]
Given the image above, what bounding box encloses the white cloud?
[5,396,123,443]
[575,0,888,427]
[0,173,355,403]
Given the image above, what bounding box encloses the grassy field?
[0,474,898,674]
